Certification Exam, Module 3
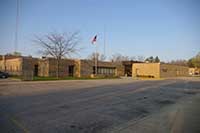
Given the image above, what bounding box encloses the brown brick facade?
[1,56,190,79]
[160,64,189,78]
[132,63,189,78]
[0,57,23,76]
[189,68,200,75]
[0,56,124,78]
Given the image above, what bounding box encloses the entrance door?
[34,65,38,76]
[135,68,139,77]
[68,65,74,77]
[124,65,132,76]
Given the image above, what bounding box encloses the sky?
[0,0,200,62]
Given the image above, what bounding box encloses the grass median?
[33,76,119,81]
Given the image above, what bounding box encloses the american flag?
[91,35,97,44]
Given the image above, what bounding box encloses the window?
[96,67,115,75]
[162,68,167,72]
[68,65,74,77]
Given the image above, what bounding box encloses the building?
[0,55,125,78]
[132,63,189,78]
[122,61,143,76]
[37,58,124,77]
[75,59,124,77]
[0,55,37,75]
[189,68,200,75]
[1,55,190,79]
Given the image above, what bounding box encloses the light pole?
[14,0,20,53]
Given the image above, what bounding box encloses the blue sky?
[0,0,200,61]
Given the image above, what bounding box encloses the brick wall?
[0,56,125,78]
[132,63,160,78]
[46,58,76,77]
[78,60,124,77]
[0,57,23,76]
[160,64,189,78]
[132,63,189,78]
[79,60,94,77]
[37,59,49,77]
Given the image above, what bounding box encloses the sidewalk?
[109,94,200,133]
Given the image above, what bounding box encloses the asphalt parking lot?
[0,77,200,133]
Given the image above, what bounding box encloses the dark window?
[97,67,115,75]
[162,68,168,72]
[93,66,95,74]
[68,65,74,77]
[34,65,38,76]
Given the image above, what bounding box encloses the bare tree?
[34,31,80,78]
[6,51,22,56]
[110,54,145,63]
[87,52,106,61]
[137,55,145,62]
[169,59,188,66]
[130,56,136,61]
[110,53,129,62]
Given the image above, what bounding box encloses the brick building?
[189,68,200,75]
[122,61,143,76]
[132,63,189,78]
[0,55,38,77]
[0,55,190,79]
[0,55,124,78]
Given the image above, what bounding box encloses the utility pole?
[103,25,106,56]
[14,0,20,52]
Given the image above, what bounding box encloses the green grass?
[33,76,119,81]
[192,75,200,77]
[9,75,22,80]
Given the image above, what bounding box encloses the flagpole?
[95,42,98,75]
[92,35,98,76]
[103,25,106,56]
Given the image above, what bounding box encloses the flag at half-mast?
[91,35,97,44]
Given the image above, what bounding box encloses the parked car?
[0,71,9,78]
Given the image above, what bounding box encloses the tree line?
[187,52,200,68]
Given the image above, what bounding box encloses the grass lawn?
[33,76,119,81]
[9,75,22,80]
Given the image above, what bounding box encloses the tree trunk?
[56,59,60,79]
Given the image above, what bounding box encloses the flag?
[91,35,97,44]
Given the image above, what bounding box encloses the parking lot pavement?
[110,93,200,133]
[0,77,200,133]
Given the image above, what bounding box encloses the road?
[0,78,200,133]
